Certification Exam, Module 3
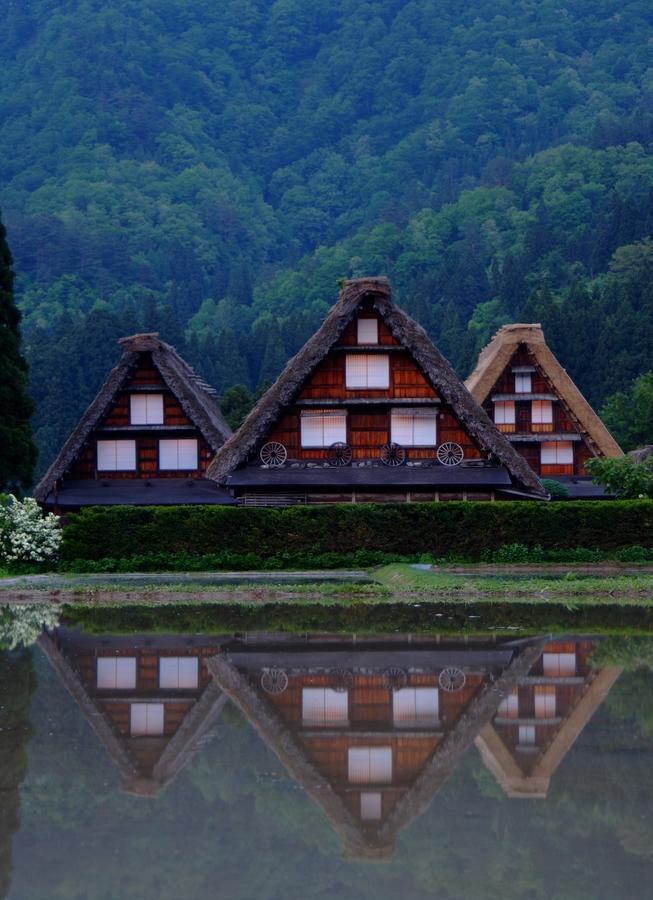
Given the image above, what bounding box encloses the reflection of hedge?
[61,500,653,563]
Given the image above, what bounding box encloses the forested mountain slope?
[1,0,653,473]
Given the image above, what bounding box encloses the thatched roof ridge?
[207,278,544,495]
[34,333,232,502]
[465,324,623,458]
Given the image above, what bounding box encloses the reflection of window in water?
[302,688,349,727]
[497,689,519,718]
[535,686,556,719]
[159,657,199,689]
[130,703,164,736]
[348,747,393,783]
[543,652,576,676]
[518,725,536,747]
[360,792,383,820]
[392,687,439,727]
[97,657,136,689]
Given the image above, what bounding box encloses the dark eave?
[226,464,512,490]
[42,477,238,507]
[507,433,583,443]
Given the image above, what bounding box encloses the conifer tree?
[0,214,37,492]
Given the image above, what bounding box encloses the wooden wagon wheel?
[436,442,464,466]
[438,667,466,693]
[327,442,353,467]
[380,442,406,467]
[382,666,408,691]
[329,668,354,692]
[260,441,287,467]
[260,668,289,694]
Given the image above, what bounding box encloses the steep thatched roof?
[207,278,545,496]
[465,324,623,458]
[34,333,232,502]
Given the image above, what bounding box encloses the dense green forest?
[2,1,653,473]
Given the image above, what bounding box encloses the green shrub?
[58,500,653,569]
[541,479,569,499]
[615,545,653,562]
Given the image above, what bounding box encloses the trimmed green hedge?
[61,500,653,565]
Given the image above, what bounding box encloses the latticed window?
[97,439,136,471]
[357,318,379,344]
[300,409,347,447]
[130,393,164,424]
[345,354,389,388]
[390,408,437,446]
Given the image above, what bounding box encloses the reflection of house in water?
[37,630,622,858]
[476,640,622,799]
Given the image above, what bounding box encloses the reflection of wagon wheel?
[436,442,464,466]
[439,667,466,693]
[380,442,406,467]
[260,442,287,467]
[327,442,353,467]
[382,666,408,691]
[260,668,288,694]
[329,668,354,692]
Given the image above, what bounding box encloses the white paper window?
[390,408,437,446]
[541,441,573,465]
[360,792,382,820]
[532,400,553,424]
[497,690,519,718]
[392,688,439,727]
[300,410,347,447]
[302,688,349,726]
[130,703,164,736]
[346,354,389,389]
[515,373,532,393]
[348,747,392,784]
[159,438,198,470]
[518,725,536,746]
[97,657,136,690]
[97,440,136,471]
[494,401,516,425]
[357,318,379,344]
[542,652,576,677]
[535,687,556,719]
[130,393,164,425]
[159,657,199,689]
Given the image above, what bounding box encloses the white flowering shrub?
[0,495,62,566]
[0,603,60,649]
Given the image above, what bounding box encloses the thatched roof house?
[465,323,622,490]
[34,333,234,509]
[207,278,545,502]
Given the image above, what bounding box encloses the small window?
[392,687,439,727]
[159,438,198,470]
[532,400,553,424]
[346,354,389,389]
[534,686,556,719]
[357,318,379,344]
[518,725,536,746]
[541,441,573,465]
[497,690,519,718]
[360,792,382,821]
[494,401,516,425]
[300,410,347,447]
[130,703,164,736]
[97,657,136,690]
[159,657,199,689]
[130,394,164,425]
[542,652,576,677]
[302,688,349,726]
[515,373,532,393]
[97,440,136,471]
[390,408,437,446]
[348,747,392,784]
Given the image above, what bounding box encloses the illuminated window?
[345,354,389,389]
[390,408,437,446]
[130,703,164,736]
[515,372,532,393]
[159,657,199,689]
[302,688,349,726]
[97,657,136,689]
[497,690,519,718]
[348,747,392,783]
[531,400,553,425]
[130,394,164,425]
[360,792,382,820]
[97,440,136,471]
[300,410,347,447]
[542,652,576,677]
[518,725,536,746]
[357,318,379,344]
[534,686,556,718]
[159,439,198,470]
[494,401,516,425]
[541,441,573,465]
[392,688,439,727]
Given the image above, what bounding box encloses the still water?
[2,609,653,899]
